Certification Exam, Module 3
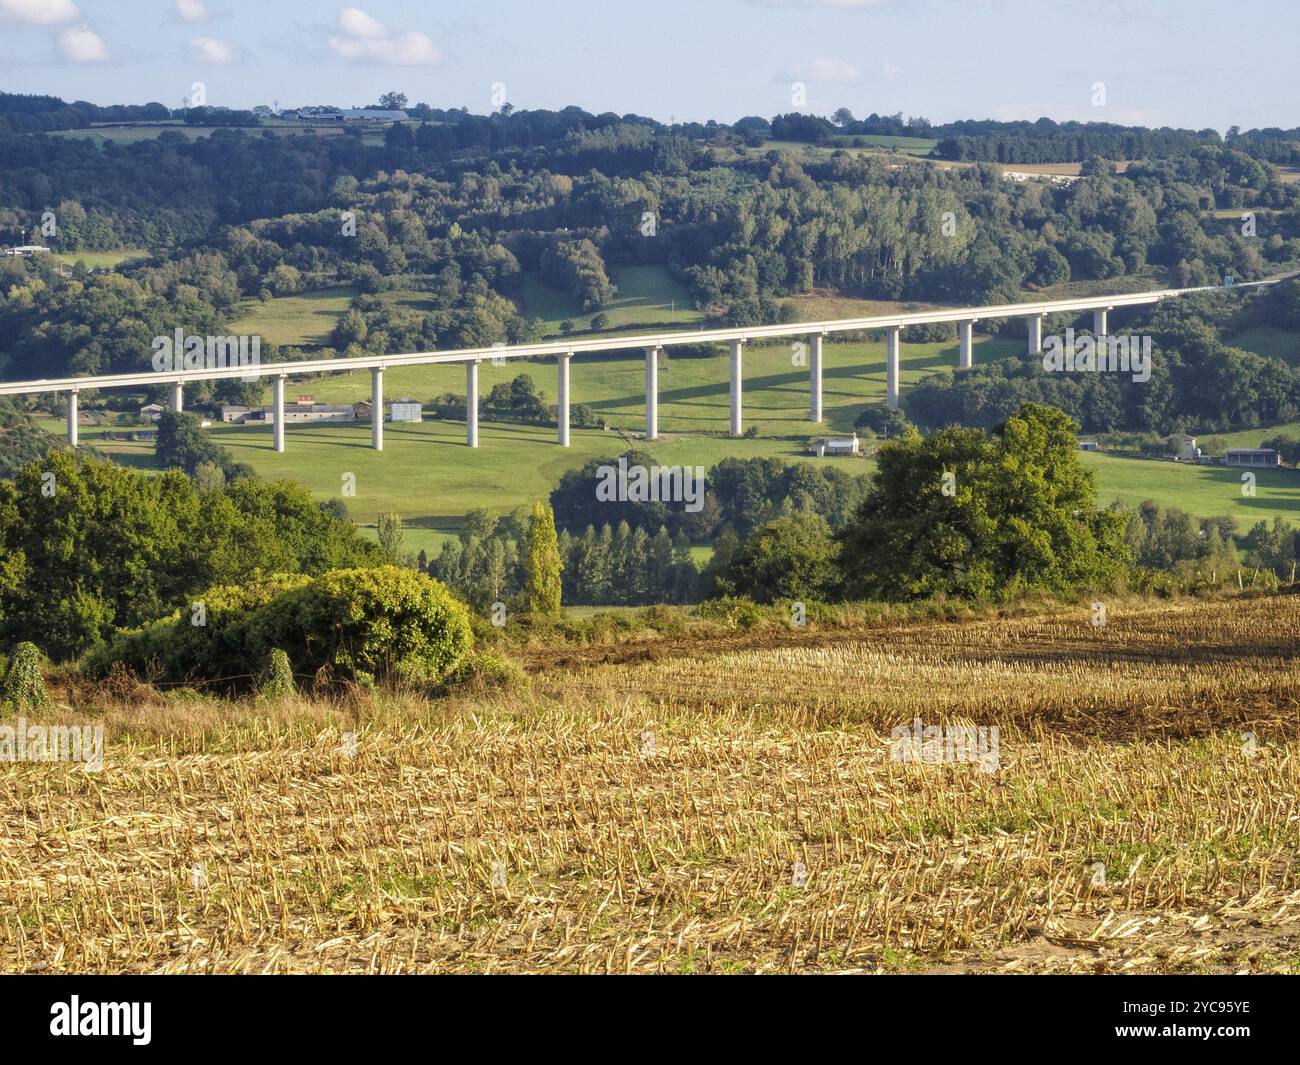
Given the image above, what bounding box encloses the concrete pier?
[645,347,659,441]
[273,375,285,452]
[66,389,78,446]
[1028,314,1044,355]
[886,326,901,409]
[810,334,824,422]
[172,380,183,413]
[730,340,744,436]
[557,352,571,446]
[959,319,974,369]
[371,368,383,450]
[466,360,479,447]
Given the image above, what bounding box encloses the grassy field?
[3,592,1297,974]
[48,123,355,147]
[228,286,359,347]
[831,134,937,155]
[239,331,1015,434]
[1078,451,1300,527]
[46,311,1300,539]
[518,265,704,336]
[49,248,150,271]
[1225,324,1300,366]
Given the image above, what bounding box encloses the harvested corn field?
[2,593,1298,974]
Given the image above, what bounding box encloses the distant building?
[220,402,363,425]
[1079,440,1100,451]
[1,245,51,258]
[1225,448,1280,467]
[296,108,408,124]
[390,399,422,423]
[139,403,166,422]
[1176,434,1200,462]
[811,435,860,457]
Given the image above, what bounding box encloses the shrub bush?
[251,566,473,685]
[92,566,473,690]
[445,650,529,694]
[87,575,311,683]
[695,595,772,630]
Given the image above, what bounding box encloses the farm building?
[220,401,369,425]
[1224,448,1280,467]
[1079,441,1100,451]
[0,245,50,258]
[811,435,860,457]
[139,403,165,422]
[297,108,408,124]
[390,399,422,422]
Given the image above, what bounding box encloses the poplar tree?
[524,502,563,615]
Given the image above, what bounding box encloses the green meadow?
[50,248,150,270]
[1078,451,1300,530]
[245,332,1017,439]
[43,319,1300,554]
[519,264,704,335]
[228,286,359,347]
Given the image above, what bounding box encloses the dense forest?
[2,95,1299,409]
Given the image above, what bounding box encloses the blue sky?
[0,0,1295,131]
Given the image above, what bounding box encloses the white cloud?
[0,0,79,24]
[338,6,385,38]
[58,23,107,61]
[190,35,233,64]
[802,57,862,83]
[175,0,209,20]
[329,7,442,66]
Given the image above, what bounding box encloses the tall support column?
[958,319,974,370]
[729,340,744,437]
[1093,307,1109,337]
[1027,313,1044,355]
[66,388,78,447]
[886,326,901,410]
[371,367,383,451]
[557,351,571,447]
[273,374,286,453]
[172,380,184,413]
[466,360,479,448]
[809,333,824,422]
[645,347,659,441]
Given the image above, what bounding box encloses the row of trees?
[549,452,870,543]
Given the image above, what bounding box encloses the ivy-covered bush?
[259,648,296,700]
[1,641,51,710]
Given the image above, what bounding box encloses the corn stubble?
[2,594,1298,974]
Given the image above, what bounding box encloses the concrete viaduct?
[0,278,1282,451]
